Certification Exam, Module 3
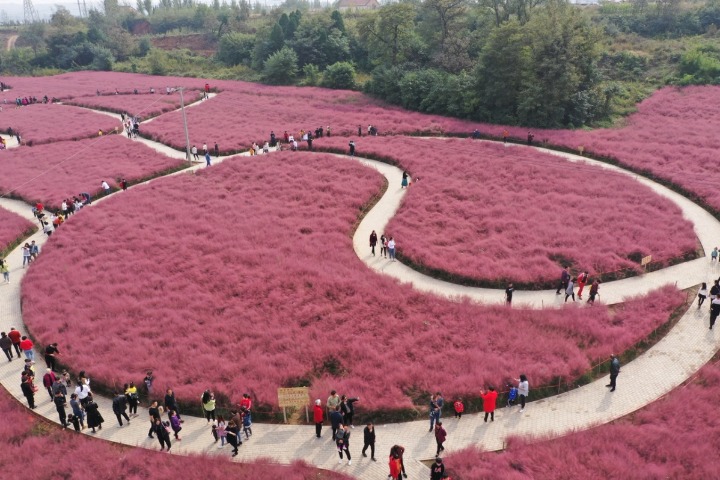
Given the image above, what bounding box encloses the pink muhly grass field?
[314,136,697,287]
[21,152,687,414]
[0,207,36,254]
[0,389,350,480]
[443,361,720,479]
[0,103,120,145]
[0,135,186,210]
[64,90,203,119]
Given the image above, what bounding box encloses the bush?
[216,32,255,66]
[320,61,355,89]
[301,63,320,86]
[262,46,298,85]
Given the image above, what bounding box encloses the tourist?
[362,421,376,461]
[202,143,208,155]
[436,392,444,419]
[390,445,407,478]
[21,375,35,409]
[349,140,355,157]
[431,457,445,480]
[607,354,621,392]
[153,418,171,451]
[216,415,227,447]
[429,394,440,431]
[148,400,161,438]
[712,247,718,262]
[125,382,139,416]
[453,397,464,419]
[19,336,34,361]
[165,388,181,420]
[67,413,81,431]
[85,393,104,433]
[327,390,341,417]
[205,151,212,166]
[380,234,388,258]
[527,132,534,145]
[52,375,67,400]
[370,230,378,256]
[70,393,85,429]
[506,382,518,407]
[434,421,447,456]
[502,129,509,143]
[112,391,130,426]
[42,368,57,400]
[711,280,720,301]
[240,393,252,412]
[54,391,67,427]
[555,266,570,295]
[577,271,589,299]
[143,371,153,396]
[241,407,252,439]
[358,125,362,137]
[226,420,241,456]
[340,395,359,428]
[505,284,514,305]
[389,452,402,480]
[517,374,529,412]
[1,259,9,284]
[44,342,60,371]
[75,379,91,407]
[169,410,182,440]
[401,171,409,188]
[388,237,396,261]
[330,405,343,440]
[336,424,351,465]
[313,399,324,438]
[565,277,576,302]
[30,241,39,260]
[22,243,31,267]
[214,142,219,157]
[202,389,216,422]
[101,180,111,196]
[0,332,12,361]
[699,282,709,308]
[191,145,198,161]
[711,296,720,329]
[479,386,498,422]
[587,280,600,305]
[120,178,128,191]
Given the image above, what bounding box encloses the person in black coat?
[340,395,359,427]
[362,422,376,461]
[430,457,445,480]
[164,388,181,420]
[226,420,241,456]
[54,391,67,427]
[85,394,104,433]
[711,296,720,330]
[112,392,130,426]
[330,406,343,439]
[607,354,621,392]
[153,418,172,451]
[21,377,35,409]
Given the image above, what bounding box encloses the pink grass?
[20,152,686,413]
[443,361,720,479]
[314,136,697,285]
[0,135,186,210]
[0,103,120,145]
[0,207,36,253]
[64,90,203,119]
[0,388,350,480]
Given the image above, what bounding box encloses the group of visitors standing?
[369,230,396,261]
[555,266,600,304]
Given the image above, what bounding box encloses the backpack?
[335,429,345,442]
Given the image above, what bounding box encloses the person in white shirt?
[75,381,91,407]
[101,181,110,196]
[517,375,529,413]
[388,238,396,261]
[191,145,199,161]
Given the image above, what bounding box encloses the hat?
[315,399,321,405]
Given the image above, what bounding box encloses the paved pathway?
[1,112,719,478]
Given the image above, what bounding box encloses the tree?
[262,46,299,84]
[292,14,350,68]
[216,11,230,37]
[321,61,356,89]
[357,3,417,65]
[423,0,467,47]
[217,32,255,66]
[269,22,286,52]
[330,10,345,33]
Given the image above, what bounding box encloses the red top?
[480,390,498,412]
[20,338,33,351]
[8,330,21,344]
[313,405,324,423]
[453,400,464,413]
[389,456,402,477]
[240,398,252,410]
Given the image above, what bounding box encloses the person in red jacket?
[239,393,252,411]
[453,398,464,420]
[389,452,402,480]
[434,422,447,456]
[577,271,589,300]
[480,386,498,422]
[19,336,34,361]
[313,399,324,438]
[42,368,57,400]
[8,327,21,358]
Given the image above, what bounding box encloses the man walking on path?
[370,230,377,256]
[191,145,199,161]
[112,391,130,426]
[607,354,620,392]
[711,296,720,330]
[101,180,111,196]
[8,328,21,358]
[330,406,343,440]
[588,280,600,304]
[556,266,570,295]
[431,458,445,480]
[565,278,576,302]
[44,343,60,371]
[205,152,212,167]
[505,284,514,305]
[349,140,355,157]
[362,422,376,461]
[434,422,447,457]
[21,376,35,409]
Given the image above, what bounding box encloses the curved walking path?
[1,105,719,478]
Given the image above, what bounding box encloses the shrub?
[321,62,356,90]
[262,47,299,85]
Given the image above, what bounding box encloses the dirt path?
[6,34,17,52]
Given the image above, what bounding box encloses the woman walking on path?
[401,171,409,189]
[380,234,388,258]
[226,420,241,456]
[1,259,9,284]
[390,445,408,479]
[389,452,403,480]
[169,410,182,440]
[153,418,172,451]
[434,422,447,457]
[388,237,396,261]
[313,399,324,438]
[429,394,440,431]
[70,393,85,429]
[124,383,139,416]
[565,278,576,302]
[216,415,227,447]
[362,422,376,461]
[85,393,104,433]
[340,395,359,428]
[370,230,378,256]
[587,280,600,305]
[202,389,216,423]
[336,424,352,465]
[517,375,529,413]
[577,271,589,299]
[699,282,709,308]
[21,243,31,267]
[713,247,718,262]
[479,386,498,422]
[112,391,130,426]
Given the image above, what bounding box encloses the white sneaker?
[350,425,354,429]
[218,444,223,449]
[338,459,343,464]
[348,460,352,465]
[519,408,524,413]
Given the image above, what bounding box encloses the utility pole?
[23,0,39,24]
[177,87,192,163]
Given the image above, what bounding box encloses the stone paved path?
[1,108,719,479]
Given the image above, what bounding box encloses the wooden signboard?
[641,255,652,267]
[278,387,310,423]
